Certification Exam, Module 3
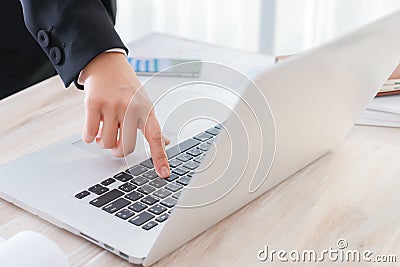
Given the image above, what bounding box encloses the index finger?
[142,113,170,178]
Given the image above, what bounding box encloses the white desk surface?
[0,34,400,266]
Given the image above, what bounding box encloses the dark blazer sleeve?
[19,0,128,88]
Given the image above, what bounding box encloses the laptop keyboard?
[74,125,221,231]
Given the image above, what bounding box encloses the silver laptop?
[1,12,400,266]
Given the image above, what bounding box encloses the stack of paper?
[357,94,400,127]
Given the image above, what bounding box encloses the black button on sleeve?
[49,46,63,65]
[20,0,128,88]
[37,29,50,47]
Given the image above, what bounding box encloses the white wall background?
[115,0,263,53]
[275,0,400,55]
[115,0,400,56]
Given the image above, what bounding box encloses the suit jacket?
[0,0,127,99]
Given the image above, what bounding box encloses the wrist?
[78,51,127,85]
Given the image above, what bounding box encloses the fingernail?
[111,149,123,158]
[160,166,170,178]
[83,134,92,143]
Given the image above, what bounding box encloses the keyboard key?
[125,191,144,201]
[214,124,223,129]
[205,127,221,136]
[90,189,124,208]
[127,165,148,176]
[183,161,200,170]
[187,148,202,157]
[128,202,147,212]
[176,154,193,162]
[140,159,154,168]
[156,213,169,223]
[165,138,200,159]
[153,188,172,199]
[115,209,135,220]
[114,172,133,182]
[142,221,158,230]
[131,176,149,186]
[102,198,131,213]
[165,182,183,192]
[173,167,189,176]
[141,195,159,205]
[161,197,177,208]
[187,171,195,177]
[193,132,213,142]
[148,204,167,215]
[172,191,182,199]
[169,158,183,168]
[95,187,109,195]
[75,190,90,199]
[129,211,154,226]
[118,182,137,192]
[101,178,116,186]
[177,176,191,186]
[137,184,156,195]
[142,170,158,180]
[88,184,104,193]
[87,185,108,195]
[206,138,216,145]
[198,142,211,151]
[194,153,207,163]
[149,178,167,188]
[166,173,179,182]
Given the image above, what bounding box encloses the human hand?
[78,52,170,178]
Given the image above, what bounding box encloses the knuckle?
[107,99,129,115]
[121,97,131,107]
[150,130,163,144]
[127,100,140,113]
[84,96,102,109]
[104,99,119,110]
[154,152,167,162]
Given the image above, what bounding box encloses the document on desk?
[357,94,400,127]
[366,94,400,114]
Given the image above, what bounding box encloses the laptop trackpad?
[71,130,177,164]
[72,139,112,158]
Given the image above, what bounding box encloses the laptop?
[1,11,400,266]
